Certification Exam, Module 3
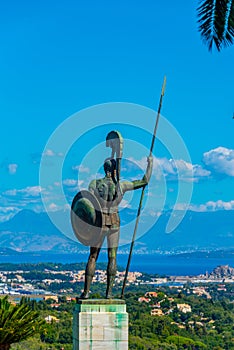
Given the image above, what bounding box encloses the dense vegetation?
[126,289,234,349]
[6,283,234,350]
[0,263,233,349]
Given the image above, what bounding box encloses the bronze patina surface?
[71,130,153,299]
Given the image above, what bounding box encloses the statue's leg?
[80,247,101,299]
[106,229,119,299]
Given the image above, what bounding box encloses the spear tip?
[161,76,167,96]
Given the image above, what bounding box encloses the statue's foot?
[79,291,89,299]
[106,292,113,299]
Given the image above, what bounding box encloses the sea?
[1,253,234,276]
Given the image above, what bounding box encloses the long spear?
[121,76,167,299]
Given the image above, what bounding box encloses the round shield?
[70,190,103,246]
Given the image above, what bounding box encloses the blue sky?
[0,0,234,234]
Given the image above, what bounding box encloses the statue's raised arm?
[120,155,153,193]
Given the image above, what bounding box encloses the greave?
[106,274,115,299]
[80,275,93,299]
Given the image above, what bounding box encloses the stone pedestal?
[73,299,128,350]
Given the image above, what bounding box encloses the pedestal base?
[73,299,128,350]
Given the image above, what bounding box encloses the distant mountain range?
[138,209,234,252]
[0,209,85,254]
[0,209,233,255]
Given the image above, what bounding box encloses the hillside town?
[0,264,233,299]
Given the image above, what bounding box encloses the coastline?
[0,252,233,276]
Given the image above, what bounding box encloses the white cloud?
[72,165,90,173]
[62,179,84,193]
[147,210,162,218]
[1,161,18,174]
[174,200,234,212]
[127,156,210,182]
[158,158,210,182]
[0,206,20,222]
[48,203,60,211]
[43,149,63,157]
[63,179,78,187]
[0,206,19,214]
[87,173,103,182]
[4,186,45,197]
[47,203,70,212]
[203,146,234,176]
[173,203,191,211]
[43,149,55,156]
[158,158,191,179]
[193,164,211,178]
[119,199,131,208]
[8,163,18,175]
[127,157,147,169]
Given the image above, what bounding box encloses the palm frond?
[0,296,44,345]
[197,0,234,51]
[226,0,234,44]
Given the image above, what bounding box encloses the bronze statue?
[71,131,153,299]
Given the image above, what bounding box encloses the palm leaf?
[197,0,234,51]
[0,296,44,345]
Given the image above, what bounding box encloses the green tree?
[58,330,72,344]
[197,0,234,51]
[156,292,165,302]
[0,296,44,349]
[40,326,57,344]
[167,335,195,348]
[161,299,171,311]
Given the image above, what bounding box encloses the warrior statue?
[71,130,153,299]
